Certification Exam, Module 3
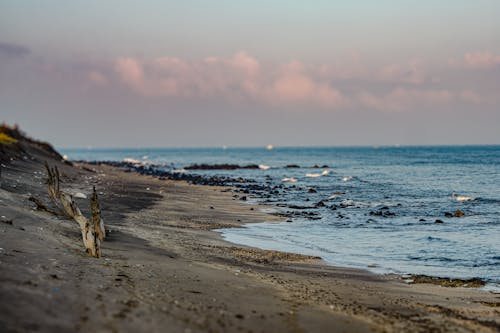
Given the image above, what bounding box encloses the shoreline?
[78,159,500,290]
[1,142,500,332]
[216,208,498,292]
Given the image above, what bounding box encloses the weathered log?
[45,163,103,258]
[59,192,101,257]
[90,186,105,241]
[45,162,61,202]
[28,195,56,214]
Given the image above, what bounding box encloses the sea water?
[62,146,500,288]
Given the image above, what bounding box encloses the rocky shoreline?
[1,127,499,332]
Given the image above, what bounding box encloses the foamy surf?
[451,193,475,202]
[123,157,141,164]
[259,164,271,170]
[306,170,331,178]
[282,177,297,182]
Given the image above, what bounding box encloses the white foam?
[123,157,141,164]
[451,192,475,202]
[282,177,297,183]
[306,169,331,178]
[259,164,271,170]
[306,173,321,178]
[342,176,353,182]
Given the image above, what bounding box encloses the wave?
[282,177,297,182]
[451,193,476,202]
[306,169,331,178]
[123,157,142,164]
[259,164,271,170]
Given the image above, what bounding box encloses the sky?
[1,1,499,148]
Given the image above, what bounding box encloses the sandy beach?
[1,133,499,333]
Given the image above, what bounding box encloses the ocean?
[61,145,500,289]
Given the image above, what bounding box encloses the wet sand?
[1,146,499,332]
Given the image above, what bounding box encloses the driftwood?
[28,195,56,214]
[45,163,105,257]
[91,186,106,241]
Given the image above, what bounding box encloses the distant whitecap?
[342,176,353,182]
[306,169,330,178]
[451,192,475,202]
[282,177,297,182]
[123,157,141,164]
[259,164,271,170]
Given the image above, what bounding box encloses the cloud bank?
[103,51,494,111]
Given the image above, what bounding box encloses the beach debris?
[45,163,105,257]
[28,195,56,214]
[91,186,106,241]
[407,275,485,288]
[73,192,87,199]
[1,217,13,225]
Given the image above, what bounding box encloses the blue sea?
[61,146,500,289]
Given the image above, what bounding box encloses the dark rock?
[419,218,426,222]
[307,188,317,193]
[444,212,453,218]
[239,196,247,201]
[184,163,259,170]
[315,200,326,207]
[286,164,300,168]
[288,205,316,209]
[435,219,444,224]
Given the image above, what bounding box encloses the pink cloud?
[108,51,493,112]
[115,57,144,91]
[112,53,346,108]
[268,61,345,107]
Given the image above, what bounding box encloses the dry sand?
[1,144,499,332]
